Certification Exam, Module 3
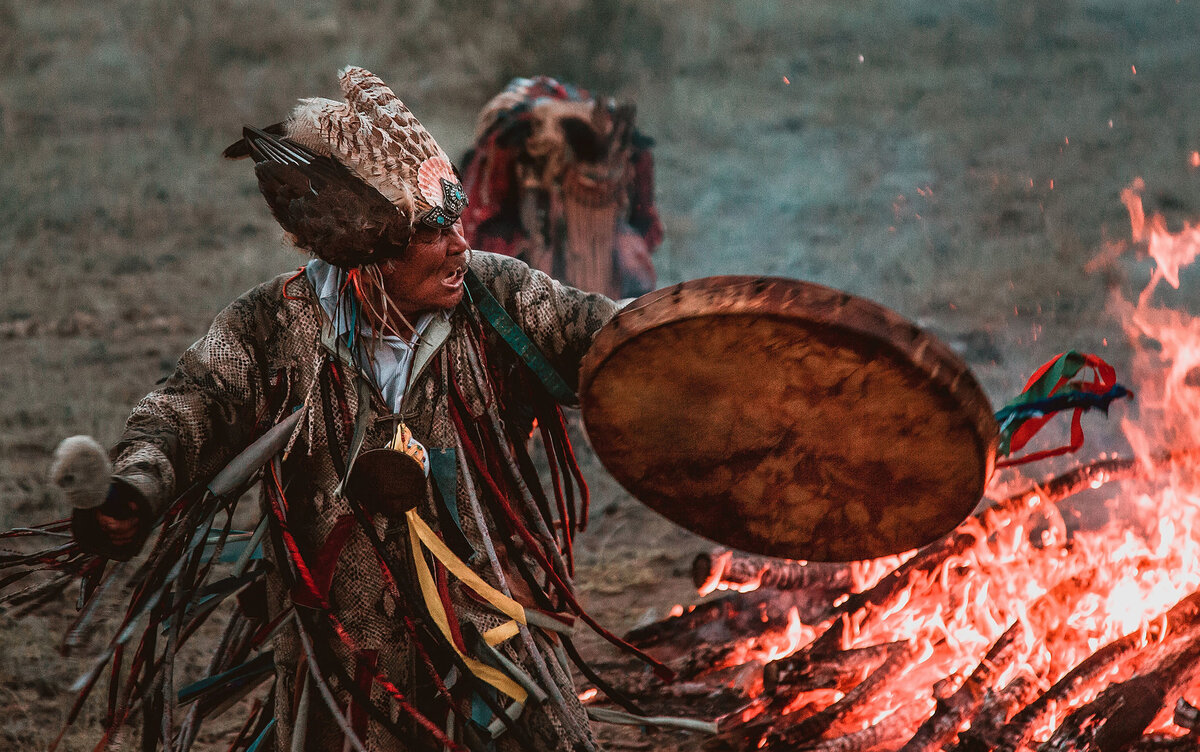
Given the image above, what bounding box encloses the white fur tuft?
[50,435,112,510]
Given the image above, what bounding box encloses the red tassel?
[282,266,308,301]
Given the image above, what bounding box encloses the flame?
[764,608,808,662]
[697,550,734,596]
[1124,178,1200,294]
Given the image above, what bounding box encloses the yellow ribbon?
[481,620,521,645]
[406,509,527,628]
[406,508,527,702]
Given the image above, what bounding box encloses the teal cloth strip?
[177,651,274,705]
[429,448,462,531]
[464,270,579,406]
[471,690,495,734]
[212,538,263,564]
[245,718,276,752]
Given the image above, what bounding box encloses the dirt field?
[3,1,1200,749]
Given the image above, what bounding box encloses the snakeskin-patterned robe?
[109,251,617,751]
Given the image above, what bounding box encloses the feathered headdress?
[225,66,468,269]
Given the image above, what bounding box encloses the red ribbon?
[997,352,1118,468]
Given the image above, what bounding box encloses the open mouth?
[443,265,467,287]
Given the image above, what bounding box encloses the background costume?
[460,77,664,300]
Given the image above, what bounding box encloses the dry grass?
[4,0,1200,748]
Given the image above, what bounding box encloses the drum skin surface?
[579,276,999,561]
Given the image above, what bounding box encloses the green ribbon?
[464,270,579,406]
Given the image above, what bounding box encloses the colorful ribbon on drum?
[994,350,1133,468]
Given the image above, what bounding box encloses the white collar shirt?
[305,259,441,415]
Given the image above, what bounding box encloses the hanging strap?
[464,270,579,406]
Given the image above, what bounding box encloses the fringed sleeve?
[109,280,282,515]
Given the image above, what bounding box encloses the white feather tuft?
[285,98,341,156]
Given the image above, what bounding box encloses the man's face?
[381,222,470,316]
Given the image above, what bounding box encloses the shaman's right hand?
[51,436,151,561]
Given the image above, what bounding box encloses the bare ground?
[3,1,1200,749]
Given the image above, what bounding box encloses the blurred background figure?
[461,76,664,299]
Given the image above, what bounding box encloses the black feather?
[230,125,411,267]
[222,122,286,160]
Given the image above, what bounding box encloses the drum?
[578,276,998,561]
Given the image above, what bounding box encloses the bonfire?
[601,181,1200,752]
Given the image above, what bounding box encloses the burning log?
[691,550,853,593]
[793,702,932,752]
[623,587,824,685]
[949,675,1041,752]
[625,588,786,649]
[899,620,1028,752]
[1129,736,1200,752]
[763,641,906,694]
[1043,629,1200,752]
[1176,699,1200,733]
[762,641,918,749]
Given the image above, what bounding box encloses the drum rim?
[582,275,998,452]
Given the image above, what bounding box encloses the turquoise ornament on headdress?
[416,157,469,230]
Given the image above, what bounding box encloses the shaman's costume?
[460,77,664,300]
[112,250,618,750]
[21,67,673,752]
